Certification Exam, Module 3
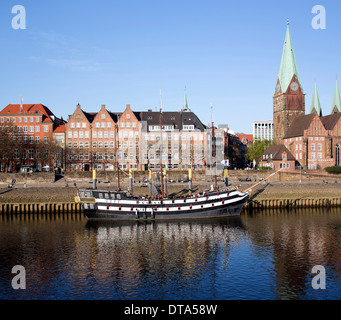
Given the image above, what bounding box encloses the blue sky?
[0,0,339,133]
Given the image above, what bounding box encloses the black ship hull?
[77,189,249,221]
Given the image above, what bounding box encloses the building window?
[336,144,340,166]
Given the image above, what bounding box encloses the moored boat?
[75,188,249,221]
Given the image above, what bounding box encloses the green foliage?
[247,139,275,165]
[258,166,273,170]
[325,166,341,174]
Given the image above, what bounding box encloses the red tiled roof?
[320,113,341,130]
[236,134,253,143]
[54,124,65,133]
[1,104,57,122]
[261,144,296,161]
[283,113,315,138]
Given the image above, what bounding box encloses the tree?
[247,139,274,167]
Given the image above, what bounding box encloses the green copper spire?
[331,79,341,113]
[278,21,302,93]
[183,87,189,111]
[310,83,322,116]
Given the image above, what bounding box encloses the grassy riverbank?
[0,180,340,204]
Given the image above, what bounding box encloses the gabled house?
[259,144,296,171]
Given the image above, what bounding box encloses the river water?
[0,209,341,300]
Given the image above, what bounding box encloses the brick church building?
[261,21,341,171]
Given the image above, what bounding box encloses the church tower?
[273,20,305,144]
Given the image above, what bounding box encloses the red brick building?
[0,104,65,172]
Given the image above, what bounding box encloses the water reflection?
[0,209,341,300]
[242,208,341,299]
[84,217,246,299]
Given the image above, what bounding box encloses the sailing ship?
[76,188,249,220]
[76,100,249,221]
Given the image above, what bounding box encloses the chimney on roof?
[148,109,152,112]
[101,104,106,109]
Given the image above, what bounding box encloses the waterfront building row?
[0,97,246,172]
[65,103,225,171]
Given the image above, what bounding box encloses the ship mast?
[211,104,217,189]
[160,89,164,199]
[115,123,120,190]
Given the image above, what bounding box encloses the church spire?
[278,20,302,93]
[183,87,190,111]
[331,78,341,114]
[310,82,322,116]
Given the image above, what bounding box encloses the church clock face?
[290,82,299,91]
[276,84,281,93]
